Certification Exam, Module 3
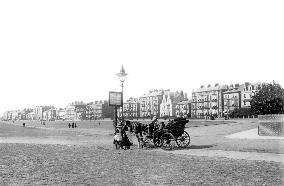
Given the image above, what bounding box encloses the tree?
[251,81,284,115]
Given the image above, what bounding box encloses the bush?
[229,108,254,118]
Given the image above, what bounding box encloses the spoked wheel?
[140,132,152,148]
[176,131,190,148]
[161,133,175,150]
[153,130,163,147]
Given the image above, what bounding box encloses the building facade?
[139,89,164,118]
[160,91,174,117]
[191,84,229,118]
[86,103,95,120]
[241,82,264,108]
[86,100,113,120]
[223,86,242,115]
[65,104,76,121]
[176,100,191,118]
[117,97,140,119]
[2,111,12,121]
[93,101,105,119]
[34,106,54,120]
[192,82,266,118]
[43,108,57,121]
[56,108,66,120]
[26,112,35,120]
[160,90,187,118]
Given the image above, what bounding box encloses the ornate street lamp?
[116,65,128,121]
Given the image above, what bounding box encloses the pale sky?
[0,0,283,115]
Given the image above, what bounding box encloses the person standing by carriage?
[120,121,133,149]
[113,127,123,149]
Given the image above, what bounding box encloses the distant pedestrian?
[75,123,77,128]
[72,122,74,128]
[68,123,71,128]
[23,123,25,127]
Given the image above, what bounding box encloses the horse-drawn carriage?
[114,117,191,149]
[141,117,190,149]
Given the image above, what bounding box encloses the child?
[113,128,122,149]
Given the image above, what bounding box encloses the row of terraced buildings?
[2,82,263,121]
[191,82,264,118]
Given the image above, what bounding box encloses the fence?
[258,114,284,136]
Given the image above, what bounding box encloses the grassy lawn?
[0,119,283,185]
[0,143,283,185]
[1,118,282,153]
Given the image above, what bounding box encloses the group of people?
[68,122,77,128]
[113,120,133,150]
[113,116,166,150]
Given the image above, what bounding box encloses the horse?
[125,119,159,149]
[126,120,146,149]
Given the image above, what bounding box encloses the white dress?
[125,130,133,144]
[114,133,122,141]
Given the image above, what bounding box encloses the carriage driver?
[148,116,159,135]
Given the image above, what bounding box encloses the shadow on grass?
[142,144,216,151]
[187,145,215,149]
[163,145,215,151]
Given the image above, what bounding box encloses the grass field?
[0,119,283,185]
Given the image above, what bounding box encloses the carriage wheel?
[153,131,163,147]
[161,133,175,150]
[143,136,151,145]
[176,131,190,148]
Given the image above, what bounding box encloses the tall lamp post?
[116,65,128,121]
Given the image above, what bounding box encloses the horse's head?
[123,120,134,133]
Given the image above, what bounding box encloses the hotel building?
[118,97,140,119]
[175,100,191,118]
[192,82,266,118]
[138,89,164,118]
[191,84,229,118]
